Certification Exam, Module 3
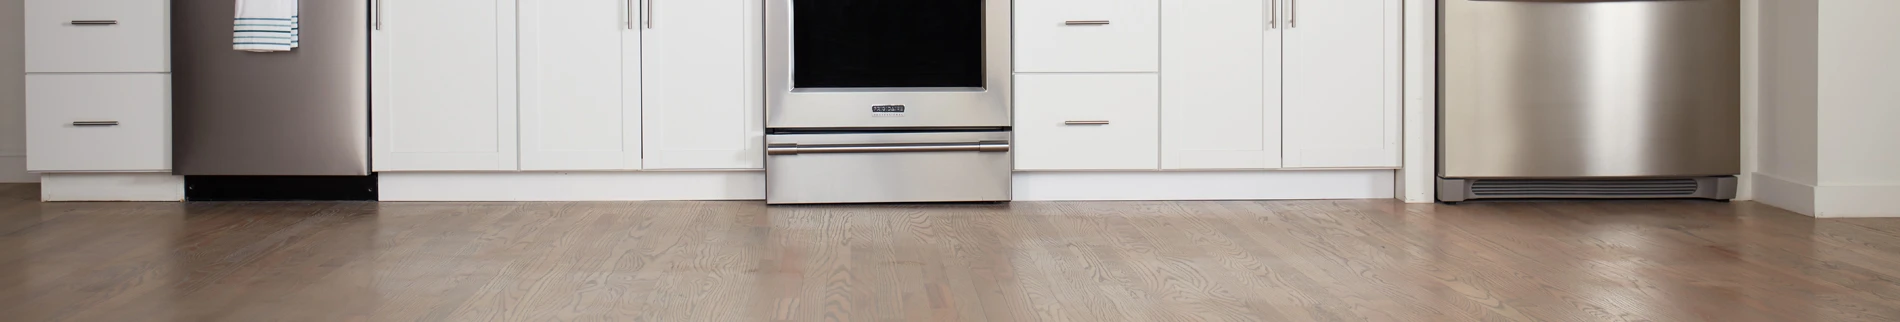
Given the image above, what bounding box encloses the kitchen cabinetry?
[1015,0,1159,72]
[1160,0,1278,169]
[1282,0,1401,168]
[377,0,762,172]
[1015,74,1160,170]
[23,0,181,201]
[518,0,641,170]
[1159,0,1399,169]
[372,0,518,171]
[641,0,764,170]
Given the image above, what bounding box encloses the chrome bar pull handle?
[374,0,382,30]
[627,0,635,29]
[644,0,654,29]
[1267,0,1276,29]
[1064,120,1111,125]
[70,20,118,25]
[1289,0,1297,28]
[767,142,1011,155]
[72,121,120,127]
[1064,20,1111,26]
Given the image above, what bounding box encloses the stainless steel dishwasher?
[1437,0,1741,202]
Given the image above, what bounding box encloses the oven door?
[765,0,1013,129]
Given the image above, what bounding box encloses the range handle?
[767,142,1011,155]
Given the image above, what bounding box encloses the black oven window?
[793,0,985,88]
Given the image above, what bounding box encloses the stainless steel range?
[764,0,1013,204]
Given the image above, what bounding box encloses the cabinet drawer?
[25,0,170,73]
[26,74,172,172]
[1014,0,1158,72]
[1015,74,1159,170]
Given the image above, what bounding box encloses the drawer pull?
[70,20,119,25]
[767,142,1011,155]
[1064,20,1111,26]
[1064,120,1111,125]
[72,121,120,127]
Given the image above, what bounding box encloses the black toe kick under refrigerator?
[764,0,1015,204]
[171,1,376,201]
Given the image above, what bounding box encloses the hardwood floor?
[1,183,1899,321]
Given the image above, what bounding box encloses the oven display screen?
[793,0,985,89]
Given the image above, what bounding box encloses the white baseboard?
[1814,184,1900,218]
[378,171,767,201]
[0,156,38,183]
[1012,170,1396,201]
[1752,172,1817,216]
[381,170,1396,202]
[40,173,184,202]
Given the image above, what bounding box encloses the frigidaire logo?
[872,105,907,113]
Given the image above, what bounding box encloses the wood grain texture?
[0,183,1898,321]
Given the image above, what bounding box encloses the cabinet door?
[641,0,764,169]
[1161,0,1279,169]
[519,0,640,170]
[1282,0,1400,168]
[371,0,518,171]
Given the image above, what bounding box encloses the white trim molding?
[379,171,767,201]
[1014,170,1396,201]
[40,173,184,201]
[1398,0,1437,203]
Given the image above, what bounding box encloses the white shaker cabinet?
[518,0,641,170]
[1281,0,1401,168]
[640,0,765,170]
[1160,0,1279,169]
[371,0,519,171]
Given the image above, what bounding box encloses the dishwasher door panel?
[1438,0,1740,178]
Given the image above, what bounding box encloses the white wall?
[1751,0,1819,213]
[0,0,30,182]
[1751,0,1900,217]
[1811,0,1900,216]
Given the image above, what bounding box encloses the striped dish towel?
[235,0,298,52]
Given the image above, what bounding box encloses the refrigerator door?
[1438,0,1740,178]
[172,0,369,175]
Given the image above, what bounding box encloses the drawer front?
[27,74,172,172]
[25,0,170,73]
[1014,0,1158,72]
[767,132,1013,204]
[1015,74,1159,170]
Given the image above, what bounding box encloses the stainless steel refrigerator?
[172,0,369,176]
[1437,0,1741,202]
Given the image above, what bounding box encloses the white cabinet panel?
[1015,74,1159,170]
[24,0,169,73]
[26,74,170,172]
[1282,0,1401,168]
[642,0,763,170]
[1161,0,1279,170]
[1015,0,1159,72]
[372,0,518,171]
[519,0,640,170]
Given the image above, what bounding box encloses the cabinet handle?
[1064,20,1111,26]
[72,121,120,127]
[1289,0,1297,28]
[767,142,1011,155]
[1267,0,1276,29]
[70,20,118,25]
[1064,120,1111,125]
[374,0,382,30]
[644,0,654,29]
[627,0,635,29]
